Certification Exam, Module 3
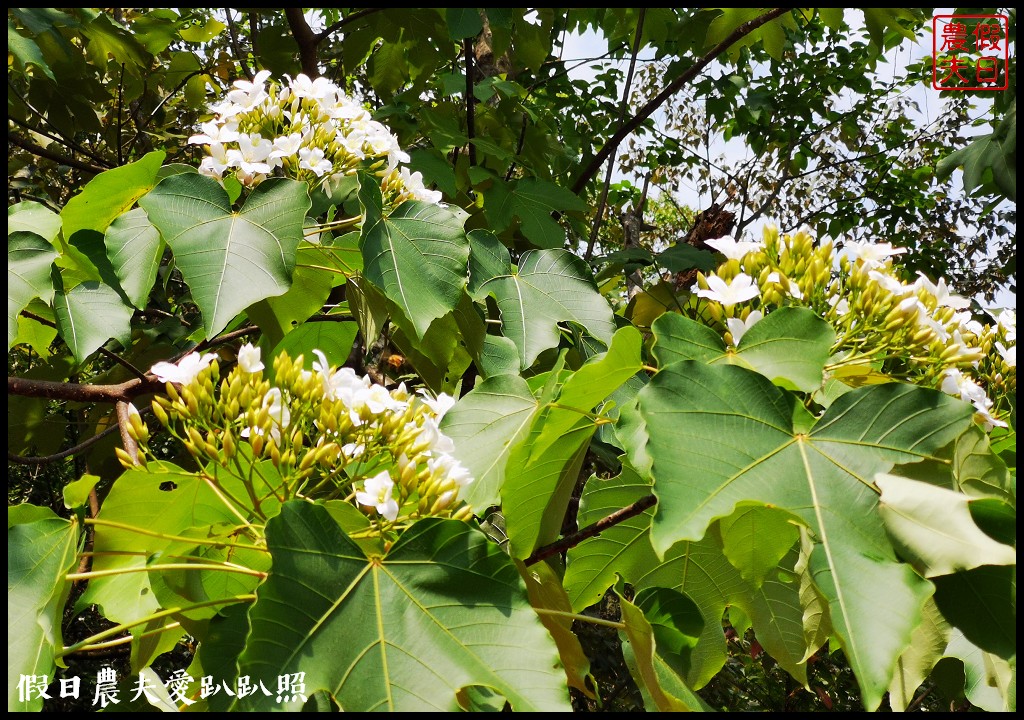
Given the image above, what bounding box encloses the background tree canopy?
[7,7,1016,713]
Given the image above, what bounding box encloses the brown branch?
[7,375,165,404]
[8,133,106,174]
[524,493,657,566]
[584,8,646,261]
[315,8,383,43]
[285,8,321,78]
[7,423,121,465]
[225,8,254,81]
[571,7,792,195]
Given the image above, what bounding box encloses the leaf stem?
[533,608,625,629]
[67,563,265,581]
[57,595,257,658]
[63,622,182,655]
[85,518,270,552]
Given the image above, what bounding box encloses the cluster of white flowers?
[149,344,471,525]
[690,224,1014,431]
[189,70,441,204]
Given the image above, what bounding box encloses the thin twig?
[225,8,253,81]
[7,423,121,465]
[315,8,383,43]
[571,8,792,195]
[524,493,657,566]
[8,133,106,174]
[584,8,646,261]
[116,63,125,164]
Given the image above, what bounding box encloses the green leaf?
[932,565,1016,661]
[636,363,975,709]
[446,8,483,39]
[656,243,718,273]
[8,231,58,349]
[943,628,1015,712]
[63,473,101,510]
[358,176,470,338]
[719,505,799,588]
[7,21,55,80]
[516,559,593,697]
[481,249,615,369]
[617,588,714,711]
[503,328,643,558]
[888,597,950,711]
[8,202,63,244]
[78,462,265,624]
[103,207,163,309]
[178,17,225,42]
[877,474,1016,577]
[467,229,510,300]
[246,240,335,351]
[8,505,79,712]
[52,274,134,363]
[270,321,359,376]
[483,177,589,249]
[234,503,572,711]
[652,307,835,392]
[140,174,311,338]
[441,374,539,509]
[61,151,165,239]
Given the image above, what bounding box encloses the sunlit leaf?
[140,174,311,338]
[234,503,572,711]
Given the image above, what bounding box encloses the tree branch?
[584,8,646,261]
[225,8,254,81]
[315,8,383,43]
[7,375,165,404]
[524,493,657,566]
[7,423,121,466]
[571,7,792,195]
[8,133,106,175]
[285,8,321,78]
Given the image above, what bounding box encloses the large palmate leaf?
[480,248,616,369]
[651,307,835,392]
[8,231,57,348]
[234,503,571,712]
[635,361,975,709]
[8,505,79,712]
[358,175,470,338]
[140,174,311,338]
[503,327,643,558]
[563,466,815,689]
[60,150,165,239]
[440,374,538,509]
[103,207,163,309]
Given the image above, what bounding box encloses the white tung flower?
[726,310,763,347]
[150,352,214,385]
[417,389,456,421]
[706,235,763,261]
[995,342,1016,368]
[915,272,971,310]
[356,471,400,522]
[693,273,760,308]
[842,240,907,268]
[237,343,264,373]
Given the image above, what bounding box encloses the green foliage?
[6,7,1016,715]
